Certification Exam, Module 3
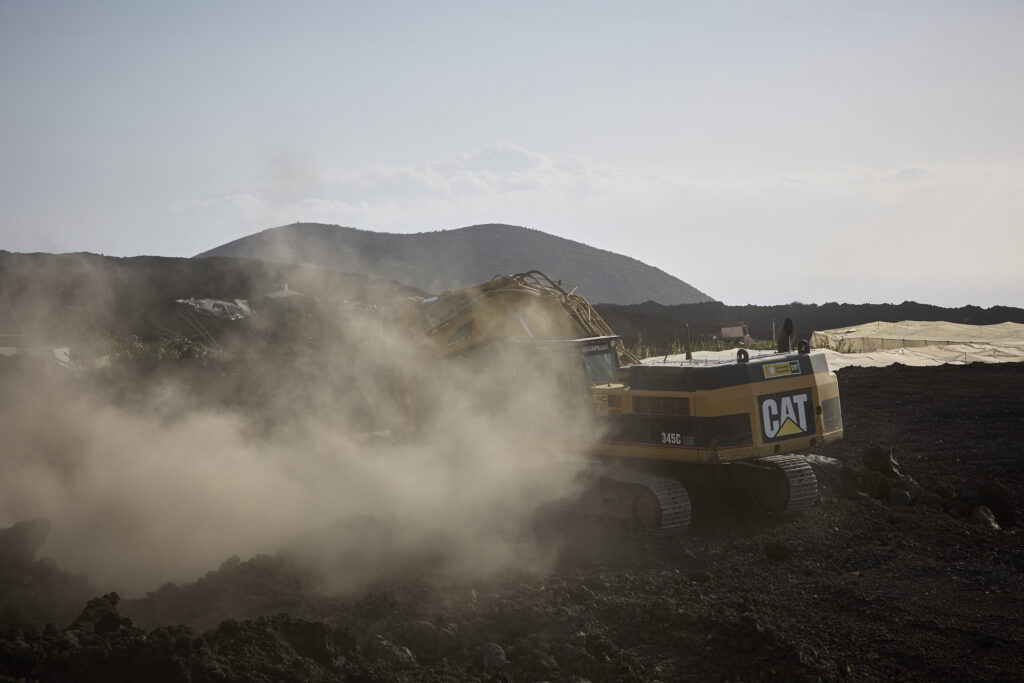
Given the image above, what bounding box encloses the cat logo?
[759,390,812,441]
[763,360,802,379]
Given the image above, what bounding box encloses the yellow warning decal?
[776,418,804,437]
[763,361,801,379]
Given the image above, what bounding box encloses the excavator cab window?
[580,344,619,384]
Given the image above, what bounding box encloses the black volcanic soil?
[3,362,1023,682]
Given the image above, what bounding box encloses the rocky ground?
[2,361,1023,682]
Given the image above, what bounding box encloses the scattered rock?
[888,489,913,507]
[519,650,558,676]
[572,583,597,601]
[970,506,1000,530]
[477,642,510,673]
[398,620,458,662]
[976,477,1016,527]
[364,619,388,640]
[804,454,844,492]
[855,491,882,506]
[559,642,594,670]
[896,475,926,502]
[367,634,418,669]
[519,632,551,656]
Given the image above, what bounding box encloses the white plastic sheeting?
[810,320,1024,353]
[808,320,1024,368]
[649,320,1024,369]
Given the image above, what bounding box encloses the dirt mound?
[1,593,362,682]
[2,362,1023,681]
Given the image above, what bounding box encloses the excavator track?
[577,468,692,538]
[753,454,819,515]
[720,454,818,516]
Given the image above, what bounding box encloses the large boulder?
[69,593,136,636]
[862,445,901,479]
[366,634,417,669]
[976,478,1016,527]
[396,620,459,663]
[803,454,845,495]
[477,642,510,674]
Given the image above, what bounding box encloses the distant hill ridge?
[195,223,715,306]
[0,251,420,340]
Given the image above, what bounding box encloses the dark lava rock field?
[2,362,1023,682]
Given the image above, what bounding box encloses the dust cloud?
[0,266,595,596]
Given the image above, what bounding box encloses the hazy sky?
[2,1,1021,306]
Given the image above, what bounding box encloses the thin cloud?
[173,146,1023,306]
[180,146,1024,241]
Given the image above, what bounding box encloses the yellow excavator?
[394,271,843,536]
